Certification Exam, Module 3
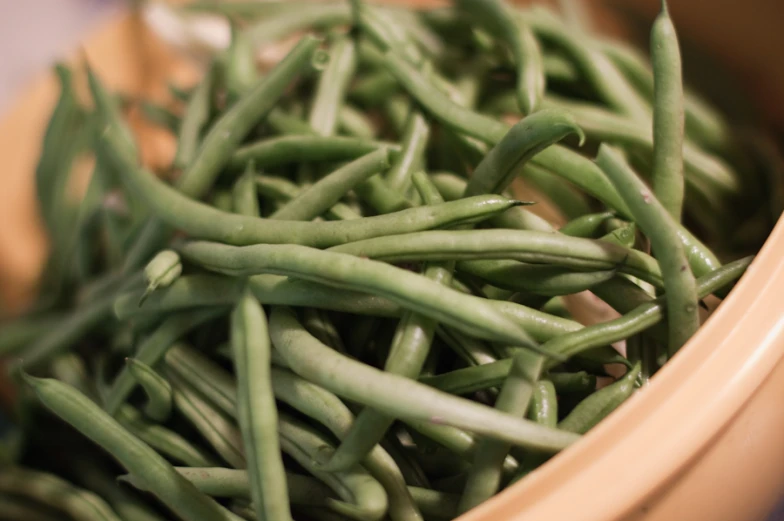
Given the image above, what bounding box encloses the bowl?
[1,2,783,520]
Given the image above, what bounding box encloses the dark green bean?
[650,1,685,219]
[559,362,642,433]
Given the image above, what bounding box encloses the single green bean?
[559,211,615,237]
[354,175,415,214]
[328,230,664,288]
[23,376,242,521]
[140,249,182,304]
[386,112,430,191]
[125,358,173,422]
[650,1,685,219]
[269,307,579,453]
[519,163,593,220]
[559,362,641,433]
[459,349,542,512]
[225,22,258,101]
[232,161,260,217]
[310,36,357,137]
[463,109,583,197]
[181,242,557,353]
[458,260,617,296]
[230,291,293,521]
[271,148,391,221]
[529,380,558,427]
[596,145,699,355]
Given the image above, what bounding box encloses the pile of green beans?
[1,1,777,520]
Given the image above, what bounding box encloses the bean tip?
[511,200,537,207]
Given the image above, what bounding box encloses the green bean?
[529,380,558,427]
[277,414,389,521]
[271,148,391,221]
[140,249,182,304]
[598,40,731,153]
[310,36,357,137]
[429,172,555,233]
[182,242,556,352]
[457,260,617,296]
[519,163,592,220]
[86,64,136,167]
[559,211,615,237]
[174,61,216,170]
[456,0,544,114]
[351,70,399,106]
[354,175,415,214]
[303,308,348,353]
[167,370,246,468]
[386,112,430,191]
[559,362,641,434]
[650,1,685,219]
[164,343,423,521]
[255,176,360,220]
[354,2,423,67]
[435,325,498,366]
[230,291,293,521]
[459,349,542,512]
[339,105,378,138]
[0,493,62,521]
[329,230,664,288]
[327,261,453,472]
[103,124,519,246]
[518,6,651,122]
[232,161,260,218]
[549,371,597,394]
[269,307,579,452]
[115,274,400,322]
[596,145,699,355]
[0,467,121,521]
[104,309,224,416]
[543,257,751,363]
[116,405,219,467]
[225,22,258,101]
[122,467,333,506]
[600,223,636,249]
[266,107,317,136]
[463,109,583,197]
[125,358,173,422]
[22,376,242,521]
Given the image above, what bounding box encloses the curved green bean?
[596,145,699,355]
[125,358,173,422]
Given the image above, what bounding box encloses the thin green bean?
[125,358,173,422]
